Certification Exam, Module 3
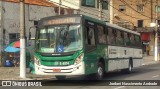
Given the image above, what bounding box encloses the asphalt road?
[1,63,160,89]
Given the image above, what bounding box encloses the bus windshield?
[36,24,83,53]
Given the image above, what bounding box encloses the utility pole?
[109,0,113,24]
[154,0,158,61]
[20,0,26,78]
[59,0,61,15]
[151,0,153,22]
[0,0,4,66]
[98,0,102,20]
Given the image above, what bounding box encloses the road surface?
[1,63,160,89]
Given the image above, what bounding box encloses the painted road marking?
[152,75,159,78]
[114,86,126,89]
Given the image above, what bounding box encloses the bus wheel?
[121,60,133,74]
[55,76,66,80]
[127,61,133,73]
[95,62,104,80]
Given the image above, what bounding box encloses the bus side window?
[112,29,117,44]
[85,26,96,51]
[135,35,142,47]
[86,26,96,46]
[107,28,112,44]
[134,35,137,46]
[127,33,131,46]
[116,30,124,45]
[107,28,116,44]
[130,34,134,46]
[124,32,129,46]
[97,25,107,44]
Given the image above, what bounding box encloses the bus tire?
[55,76,66,80]
[121,59,133,74]
[127,60,133,73]
[95,62,104,80]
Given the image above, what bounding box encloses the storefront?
[141,32,150,55]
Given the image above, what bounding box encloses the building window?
[137,20,143,27]
[9,33,20,43]
[137,4,144,12]
[119,5,126,12]
[102,1,108,10]
[96,0,108,10]
[156,5,160,12]
[82,0,95,7]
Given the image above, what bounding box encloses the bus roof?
[82,15,140,35]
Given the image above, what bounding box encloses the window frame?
[9,33,20,43]
[137,4,144,12]
[137,20,144,27]
[85,20,97,52]
[82,0,96,8]
[119,5,126,12]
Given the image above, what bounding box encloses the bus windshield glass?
[36,24,82,53]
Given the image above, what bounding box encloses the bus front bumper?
[34,62,85,76]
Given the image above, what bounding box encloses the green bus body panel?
[84,45,108,75]
[82,15,109,75]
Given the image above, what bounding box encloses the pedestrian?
[146,45,150,56]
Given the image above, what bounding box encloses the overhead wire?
[107,0,150,20]
[47,0,109,19]
[119,0,151,19]
[126,0,154,15]
[35,0,152,23]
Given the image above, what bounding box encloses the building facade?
[0,0,75,66]
[49,0,110,21]
[112,0,160,56]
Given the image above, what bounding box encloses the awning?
[141,33,150,41]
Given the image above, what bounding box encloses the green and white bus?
[30,14,143,80]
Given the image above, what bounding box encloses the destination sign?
[41,17,81,26]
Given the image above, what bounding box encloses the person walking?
[146,45,150,56]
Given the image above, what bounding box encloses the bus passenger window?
[97,25,106,44]
[112,29,116,44]
[107,28,116,44]
[125,33,131,46]
[135,36,142,47]
[130,34,135,46]
[124,32,129,46]
[116,31,124,45]
[86,27,95,46]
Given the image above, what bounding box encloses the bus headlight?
[74,53,84,65]
[34,56,41,66]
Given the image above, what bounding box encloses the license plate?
[53,68,61,72]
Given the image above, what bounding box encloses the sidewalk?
[0,67,55,80]
[0,56,159,80]
[142,56,159,65]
